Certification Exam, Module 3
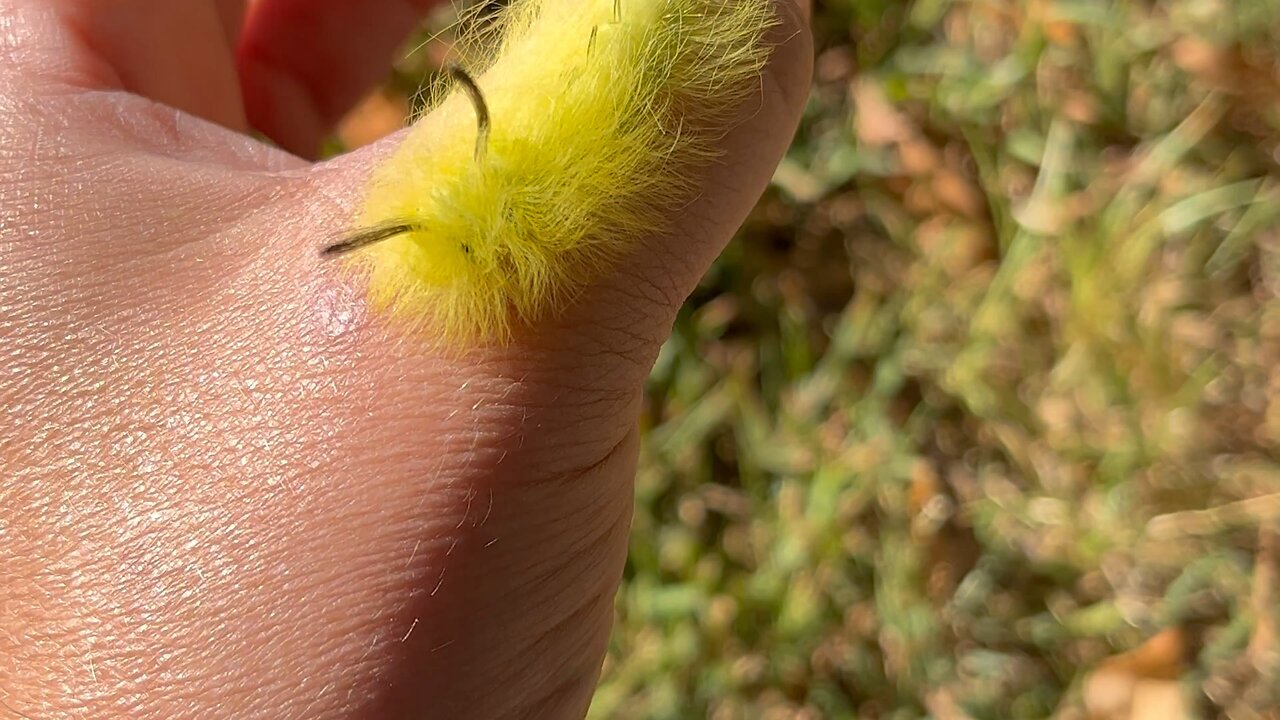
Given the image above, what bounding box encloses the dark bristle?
[322,223,419,257]
[446,62,491,163]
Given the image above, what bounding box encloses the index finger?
[236,0,445,158]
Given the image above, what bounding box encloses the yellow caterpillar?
[329,0,778,345]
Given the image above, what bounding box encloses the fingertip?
[237,49,330,158]
[235,0,441,159]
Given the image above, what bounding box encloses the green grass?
[397,1,1280,716]
[594,1,1280,717]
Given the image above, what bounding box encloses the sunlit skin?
[0,1,811,718]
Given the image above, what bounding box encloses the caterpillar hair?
[330,0,779,345]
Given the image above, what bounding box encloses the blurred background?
[336,1,1280,717]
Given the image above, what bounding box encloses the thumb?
[275,1,811,715]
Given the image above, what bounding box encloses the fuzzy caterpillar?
[334,0,778,345]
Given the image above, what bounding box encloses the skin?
[0,0,813,718]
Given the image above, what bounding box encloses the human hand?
[0,1,812,717]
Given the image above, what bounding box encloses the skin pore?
[0,1,812,718]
